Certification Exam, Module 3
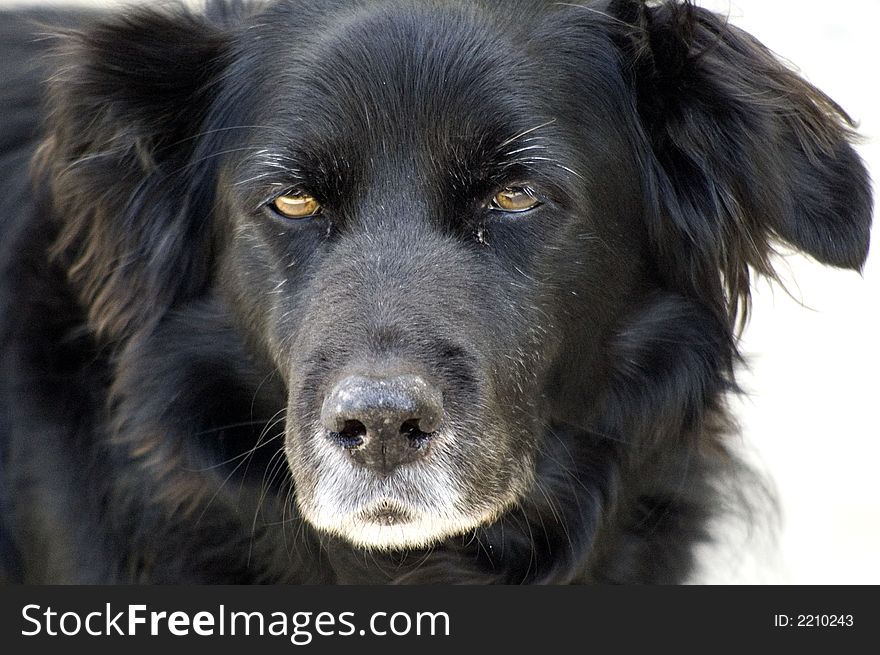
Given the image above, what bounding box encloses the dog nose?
[321,374,443,475]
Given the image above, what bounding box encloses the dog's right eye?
[489,186,542,213]
[269,192,322,219]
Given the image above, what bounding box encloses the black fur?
[0,0,871,583]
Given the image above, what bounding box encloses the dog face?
[210,2,655,549]
[42,0,871,560]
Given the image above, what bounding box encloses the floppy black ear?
[607,0,872,320]
[40,6,236,341]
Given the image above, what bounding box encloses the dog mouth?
[307,499,506,551]
[293,444,471,549]
[286,385,537,549]
[289,428,520,549]
[360,501,416,527]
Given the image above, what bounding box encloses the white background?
[693,0,880,585]
[1,0,877,584]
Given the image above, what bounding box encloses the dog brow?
[495,119,557,151]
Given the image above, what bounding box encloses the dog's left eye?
[270,192,322,219]
[488,186,542,213]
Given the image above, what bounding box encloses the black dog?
[0,0,871,584]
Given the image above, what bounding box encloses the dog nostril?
[330,419,367,449]
[399,418,421,436]
[399,418,432,448]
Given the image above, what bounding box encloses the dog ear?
[40,6,237,342]
[607,0,872,323]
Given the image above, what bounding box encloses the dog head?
[43,0,871,554]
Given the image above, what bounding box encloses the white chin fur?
[306,501,505,551]
[293,426,527,550]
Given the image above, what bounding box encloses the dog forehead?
[306,2,517,77]
[229,1,607,209]
[262,2,543,143]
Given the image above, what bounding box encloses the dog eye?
[270,192,321,219]
[489,186,541,213]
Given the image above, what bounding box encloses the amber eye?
[489,186,541,213]
[271,192,321,219]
